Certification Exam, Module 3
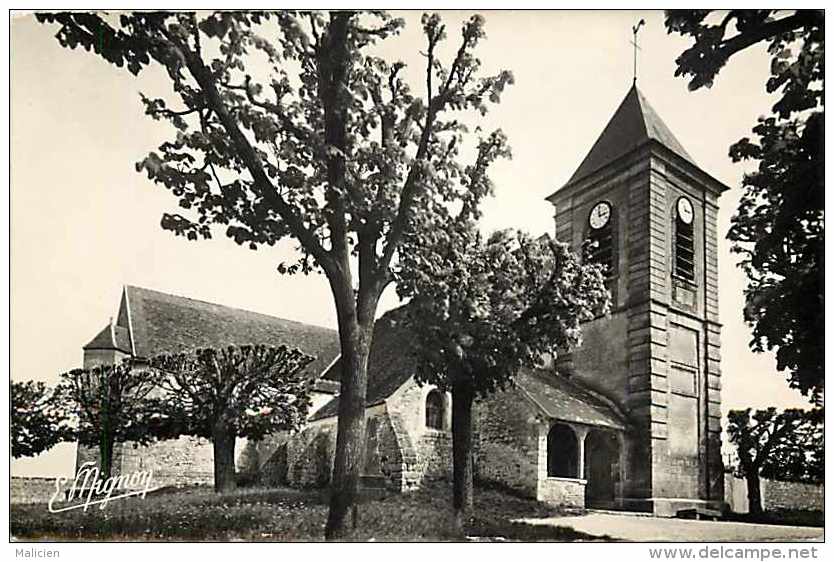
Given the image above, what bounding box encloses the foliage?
[58,360,166,448]
[35,10,511,282]
[665,10,824,402]
[727,407,824,485]
[728,111,824,403]
[37,10,512,534]
[151,344,314,441]
[11,381,73,458]
[665,10,822,116]
[397,226,610,396]
[396,221,609,521]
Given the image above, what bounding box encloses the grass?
[10,482,608,542]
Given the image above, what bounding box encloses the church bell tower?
[546,85,728,515]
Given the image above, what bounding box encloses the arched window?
[425,390,444,430]
[547,423,579,478]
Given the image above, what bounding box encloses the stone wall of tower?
[647,153,724,510]
[552,147,655,506]
[549,144,724,515]
[553,152,649,405]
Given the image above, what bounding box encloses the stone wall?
[252,430,292,485]
[77,437,214,489]
[387,378,452,486]
[724,474,824,513]
[258,404,420,492]
[283,420,338,488]
[763,480,824,511]
[258,378,452,493]
[476,386,540,498]
[119,437,214,487]
[538,477,586,508]
[11,477,68,504]
[417,431,452,480]
[378,411,420,490]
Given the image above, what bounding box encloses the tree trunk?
[325,317,373,539]
[315,12,377,540]
[98,428,115,483]
[98,391,114,482]
[451,381,475,532]
[746,471,763,516]
[212,423,237,494]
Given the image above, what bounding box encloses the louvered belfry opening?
[675,216,695,282]
[588,221,615,277]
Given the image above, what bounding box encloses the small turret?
[82,317,131,368]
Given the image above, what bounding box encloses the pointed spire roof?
[83,318,132,353]
[566,84,696,185]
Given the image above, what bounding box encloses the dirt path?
[516,513,823,542]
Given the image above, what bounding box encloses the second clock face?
[589,201,612,230]
[677,197,694,225]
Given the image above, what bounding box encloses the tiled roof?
[516,368,627,430]
[116,286,340,380]
[83,322,132,353]
[311,308,628,431]
[566,84,696,185]
[311,307,416,421]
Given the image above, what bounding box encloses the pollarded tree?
[37,11,512,537]
[396,222,609,527]
[151,345,313,493]
[11,380,73,458]
[727,407,824,515]
[665,10,824,403]
[58,360,165,480]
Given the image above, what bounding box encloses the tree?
[396,223,609,527]
[58,360,164,480]
[151,344,313,493]
[11,380,73,458]
[727,407,823,515]
[36,11,511,537]
[665,10,824,403]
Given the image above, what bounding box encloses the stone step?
[676,507,722,521]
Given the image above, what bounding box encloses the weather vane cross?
[631,18,646,84]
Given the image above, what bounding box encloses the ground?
[10,483,600,542]
[518,513,823,542]
[10,484,823,542]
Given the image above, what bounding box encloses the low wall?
[724,474,824,513]
[76,437,214,489]
[11,477,69,504]
[538,477,586,508]
[119,437,214,487]
[763,479,824,512]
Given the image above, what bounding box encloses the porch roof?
[517,369,628,431]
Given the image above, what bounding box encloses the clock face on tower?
[589,201,612,230]
[677,197,694,225]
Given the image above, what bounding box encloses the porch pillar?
[614,431,626,506]
[574,425,589,479]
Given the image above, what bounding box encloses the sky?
[10,10,813,476]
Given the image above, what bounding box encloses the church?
[78,84,728,516]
